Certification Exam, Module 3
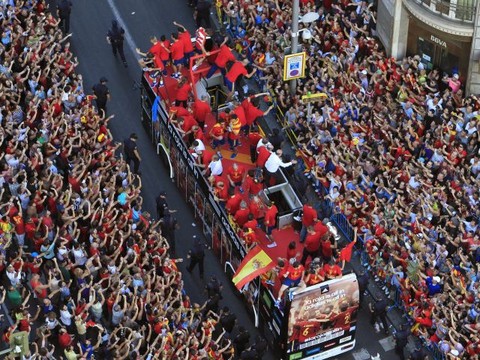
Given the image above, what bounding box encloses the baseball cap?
[100,77,108,82]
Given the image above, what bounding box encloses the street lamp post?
[289,0,300,95]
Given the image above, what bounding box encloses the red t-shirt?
[302,205,317,226]
[30,279,47,299]
[12,215,25,234]
[244,176,263,195]
[176,83,192,101]
[314,221,329,239]
[242,100,264,126]
[288,264,305,280]
[305,231,321,252]
[226,61,247,83]
[321,240,333,258]
[149,42,163,58]
[58,332,73,348]
[225,194,242,215]
[210,123,225,138]
[233,105,247,126]
[215,44,236,68]
[193,99,210,123]
[160,40,171,61]
[226,165,245,183]
[170,40,184,60]
[264,205,278,227]
[234,208,250,228]
[257,146,271,167]
[179,31,194,53]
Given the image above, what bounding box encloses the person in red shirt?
[305,265,325,286]
[225,189,242,215]
[248,195,264,220]
[242,94,274,130]
[256,143,272,168]
[244,169,263,196]
[58,328,73,348]
[213,181,228,206]
[193,95,211,130]
[174,21,194,65]
[170,32,185,78]
[194,148,214,171]
[323,259,342,280]
[30,273,49,299]
[241,226,257,249]
[233,201,250,228]
[276,261,305,306]
[314,218,330,240]
[175,76,192,107]
[136,35,170,76]
[209,119,226,150]
[243,215,258,232]
[301,227,321,266]
[321,238,334,262]
[226,162,246,190]
[207,37,235,78]
[286,241,299,261]
[300,203,318,243]
[224,59,256,93]
[264,200,278,247]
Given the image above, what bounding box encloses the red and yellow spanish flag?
[339,240,356,262]
[232,246,275,290]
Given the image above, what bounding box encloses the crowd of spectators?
[0,1,255,359]
[213,0,480,358]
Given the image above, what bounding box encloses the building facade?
[377,0,480,94]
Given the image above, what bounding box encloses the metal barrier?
[330,213,354,242]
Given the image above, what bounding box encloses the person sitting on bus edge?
[206,36,235,78]
[224,59,256,96]
[275,260,306,307]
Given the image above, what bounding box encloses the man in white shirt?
[207,154,223,176]
[264,149,296,185]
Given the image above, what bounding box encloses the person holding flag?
[232,245,275,290]
[338,227,358,269]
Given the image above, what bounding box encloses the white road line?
[106,0,141,59]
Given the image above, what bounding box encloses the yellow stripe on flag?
[232,246,274,289]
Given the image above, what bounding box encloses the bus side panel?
[285,273,359,359]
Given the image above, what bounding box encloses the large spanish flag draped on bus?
[232,246,275,290]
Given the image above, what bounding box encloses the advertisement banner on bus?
[286,273,359,359]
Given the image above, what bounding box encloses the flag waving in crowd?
[339,228,358,269]
[233,246,276,290]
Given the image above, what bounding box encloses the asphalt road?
[31,1,403,359]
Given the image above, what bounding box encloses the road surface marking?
[378,336,395,352]
[352,348,371,360]
[106,0,140,60]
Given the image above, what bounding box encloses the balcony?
[403,0,477,36]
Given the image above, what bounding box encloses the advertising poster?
[286,273,359,358]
